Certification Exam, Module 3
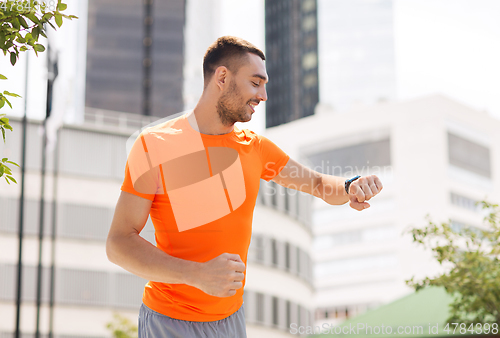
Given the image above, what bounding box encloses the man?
[106,36,382,337]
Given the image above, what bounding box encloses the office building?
[264,94,500,326]
[264,0,320,128]
[0,112,315,337]
[85,0,185,117]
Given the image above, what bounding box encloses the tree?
[0,0,77,184]
[406,201,500,325]
[106,313,138,338]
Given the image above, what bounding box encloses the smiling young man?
[106,36,383,338]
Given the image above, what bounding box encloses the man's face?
[216,53,268,127]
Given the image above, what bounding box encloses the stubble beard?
[216,80,251,127]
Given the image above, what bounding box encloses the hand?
[194,253,246,297]
[348,175,383,211]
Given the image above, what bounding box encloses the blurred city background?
[0,0,499,337]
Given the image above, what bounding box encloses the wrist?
[182,260,202,287]
[345,175,361,195]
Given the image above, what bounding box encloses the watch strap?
[345,175,361,194]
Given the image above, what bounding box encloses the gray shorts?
[138,303,247,338]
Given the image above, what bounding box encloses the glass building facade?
[85,0,185,118]
[265,0,320,128]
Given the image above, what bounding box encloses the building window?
[256,293,265,323]
[272,239,279,266]
[286,300,292,328]
[301,0,316,12]
[296,247,301,275]
[284,189,289,212]
[297,304,303,327]
[271,181,278,208]
[448,132,491,178]
[272,296,279,326]
[450,192,479,212]
[450,220,482,237]
[255,236,265,263]
[285,242,291,270]
[307,138,391,176]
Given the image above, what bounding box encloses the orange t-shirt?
[120,113,290,321]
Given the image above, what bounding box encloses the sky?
[394,0,500,120]
[0,0,499,125]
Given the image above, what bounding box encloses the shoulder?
[232,127,262,144]
[143,114,185,134]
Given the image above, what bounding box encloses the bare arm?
[271,158,383,211]
[106,191,245,297]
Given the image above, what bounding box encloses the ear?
[214,66,228,91]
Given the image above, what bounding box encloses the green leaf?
[57,3,67,11]
[10,52,16,66]
[2,158,7,162]
[4,97,12,109]
[7,161,19,167]
[20,46,28,51]
[0,74,6,80]
[54,14,63,28]
[18,16,29,29]
[3,166,12,175]
[1,128,5,142]
[31,26,40,41]
[0,117,8,123]
[42,13,53,22]
[0,165,4,176]
[12,18,20,30]
[7,175,17,184]
[5,177,11,184]
[3,91,21,98]
[0,99,5,109]
[34,44,45,52]
[40,30,47,38]
[25,12,40,24]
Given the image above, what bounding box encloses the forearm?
[316,174,349,205]
[106,233,200,285]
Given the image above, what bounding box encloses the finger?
[369,182,379,196]
[349,183,366,203]
[349,195,370,210]
[350,200,370,211]
[233,272,245,281]
[231,261,246,272]
[226,253,243,262]
[231,281,243,289]
[360,181,374,201]
[373,175,383,191]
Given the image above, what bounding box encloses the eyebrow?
[252,74,269,83]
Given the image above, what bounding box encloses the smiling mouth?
[248,102,258,112]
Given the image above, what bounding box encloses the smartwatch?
[345,175,361,194]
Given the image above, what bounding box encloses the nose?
[257,86,267,102]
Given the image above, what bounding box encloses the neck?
[190,93,235,135]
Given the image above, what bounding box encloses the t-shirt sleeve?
[120,132,162,201]
[258,135,290,182]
